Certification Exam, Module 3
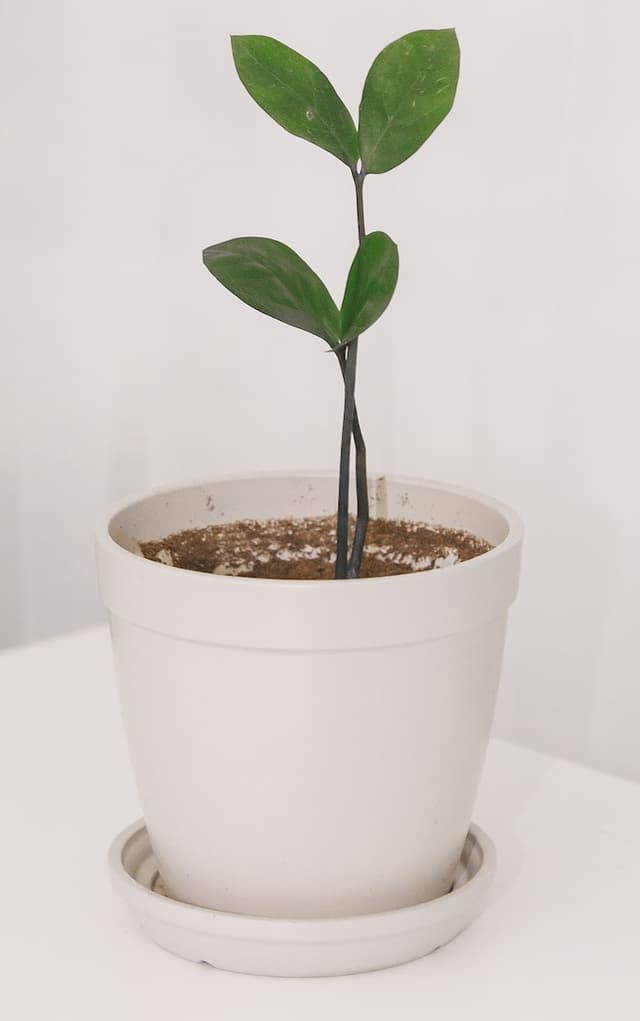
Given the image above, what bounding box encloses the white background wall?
[2,0,639,780]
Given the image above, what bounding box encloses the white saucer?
[108,820,496,977]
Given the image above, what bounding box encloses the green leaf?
[358,29,460,175]
[203,237,341,346]
[340,231,399,343]
[231,35,358,168]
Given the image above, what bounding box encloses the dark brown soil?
[140,515,492,580]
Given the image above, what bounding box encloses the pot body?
[96,474,522,919]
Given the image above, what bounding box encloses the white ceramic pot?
[96,473,522,919]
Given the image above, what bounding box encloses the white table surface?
[1,626,638,1020]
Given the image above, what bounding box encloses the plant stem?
[335,341,357,578]
[348,169,369,578]
[334,169,369,579]
[354,167,366,239]
[336,350,368,577]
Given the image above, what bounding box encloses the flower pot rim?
[96,470,523,590]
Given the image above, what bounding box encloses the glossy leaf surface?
[340,231,399,343]
[203,237,341,346]
[231,35,358,167]
[359,29,459,174]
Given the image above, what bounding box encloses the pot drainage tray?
[108,820,496,977]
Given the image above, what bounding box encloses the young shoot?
[203,30,460,578]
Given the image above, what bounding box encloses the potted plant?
[98,29,522,975]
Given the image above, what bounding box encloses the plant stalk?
[335,169,369,579]
[336,350,368,577]
[335,339,358,577]
[347,169,369,577]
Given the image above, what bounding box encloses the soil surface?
[140,515,492,580]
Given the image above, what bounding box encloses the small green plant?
[203,30,460,579]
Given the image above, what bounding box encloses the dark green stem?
[336,351,368,577]
[335,341,358,578]
[347,169,369,578]
[354,167,366,238]
[335,169,369,579]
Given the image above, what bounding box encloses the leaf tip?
[230,34,256,59]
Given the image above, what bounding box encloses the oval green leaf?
[231,35,358,168]
[358,29,460,175]
[203,237,341,347]
[340,231,399,344]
